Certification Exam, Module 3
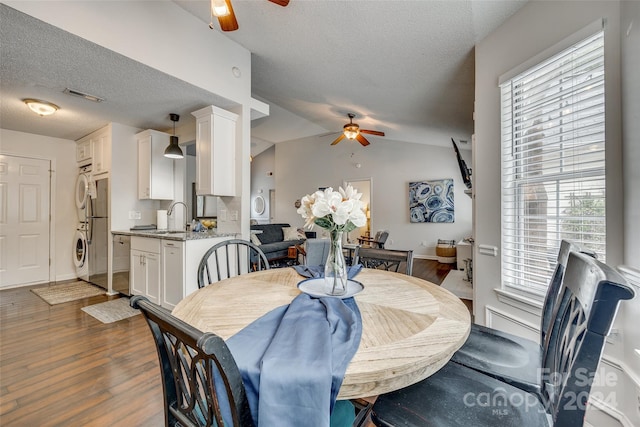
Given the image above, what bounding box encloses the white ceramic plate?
[297,278,364,299]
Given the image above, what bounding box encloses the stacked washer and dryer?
[73,163,92,282]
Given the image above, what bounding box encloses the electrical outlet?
[421,241,428,247]
[219,209,227,221]
[128,211,141,220]
[230,211,238,221]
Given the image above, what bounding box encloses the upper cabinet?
[136,129,174,200]
[76,138,91,166]
[191,105,238,197]
[76,126,111,174]
[92,128,110,175]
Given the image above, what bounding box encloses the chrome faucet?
[167,201,188,216]
[167,201,189,229]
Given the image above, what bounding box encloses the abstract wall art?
[409,179,455,223]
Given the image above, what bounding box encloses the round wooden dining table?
[172,267,471,399]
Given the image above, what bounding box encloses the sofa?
[250,223,306,263]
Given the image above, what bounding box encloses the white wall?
[475,1,639,425]
[250,145,275,223]
[0,129,77,281]
[272,135,472,258]
[622,0,640,266]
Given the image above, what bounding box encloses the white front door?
[0,155,51,288]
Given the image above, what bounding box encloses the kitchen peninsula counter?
[111,229,238,241]
[112,230,236,309]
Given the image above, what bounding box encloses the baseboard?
[484,305,540,342]
[413,254,438,260]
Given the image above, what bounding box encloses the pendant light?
[164,113,184,159]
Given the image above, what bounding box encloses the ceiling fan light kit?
[331,113,385,147]
[211,0,231,17]
[209,0,289,32]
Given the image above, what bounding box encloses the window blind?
[500,31,605,295]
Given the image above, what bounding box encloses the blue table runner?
[226,288,362,426]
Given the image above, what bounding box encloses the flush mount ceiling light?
[23,99,59,116]
[164,113,184,159]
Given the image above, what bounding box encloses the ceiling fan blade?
[268,0,290,5]
[360,129,385,136]
[356,134,371,146]
[331,134,346,145]
[218,0,239,31]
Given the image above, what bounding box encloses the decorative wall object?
[409,179,454,223]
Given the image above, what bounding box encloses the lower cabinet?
[161,240,185,309]
[131,235,231,310]
[131,241,161,305]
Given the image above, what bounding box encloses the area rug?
[81,298,140,324]
[441,270,473,300]
[31,280,105,305]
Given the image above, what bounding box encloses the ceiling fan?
[331,113,385,147]
[209,0,289,32]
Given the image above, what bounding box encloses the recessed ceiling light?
[23,99,59,116]
[63,88,104,103]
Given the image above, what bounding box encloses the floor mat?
[31,281,105,305]
[441,270,473,300]
[81,297,140,324]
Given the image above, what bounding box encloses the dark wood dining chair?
[131,296,254,427]
[354,247,413,276]
[449,239,593,395]
[357,231,388,249]
[370,251,634,427]
[197,239,269,288]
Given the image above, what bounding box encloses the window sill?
[494,288,544,316]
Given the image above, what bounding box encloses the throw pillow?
[282,226,305,241]
[250,233,262,246]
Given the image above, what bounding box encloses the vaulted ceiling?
[1,1,527,151]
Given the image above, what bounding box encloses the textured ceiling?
[0,4,236,141]
[0,1,527,149]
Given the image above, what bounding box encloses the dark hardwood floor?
[0,259,464,426]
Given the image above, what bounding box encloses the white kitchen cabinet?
[130,237,161,305]
[91,127,111,175]
[76,125,110,174]
[137,129,174,200]
[130,235,232,310]
[161,240,185,309]
[191,105,238,196]
[76,138,91,166]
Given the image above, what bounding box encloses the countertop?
[112,229,238,241]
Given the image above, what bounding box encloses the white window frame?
[499,21,606,298]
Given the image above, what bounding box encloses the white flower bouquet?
[296,185,367,233]
[297,185,367,295]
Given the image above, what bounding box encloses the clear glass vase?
[324,230,348,296]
